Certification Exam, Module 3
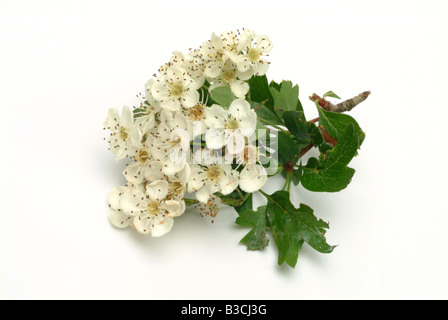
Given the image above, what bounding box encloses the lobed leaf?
[266,191,335,268]
[301,123,359,192]
[235,205,270,251]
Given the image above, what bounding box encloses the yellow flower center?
[168,136,182,147]
[189,104,205,121]
[169,82,184,98]
[138,150,150,164]
[206,165,223,182]
[221,69,236,83]
[247,48,261,63]
[147,200,161,216]
[225,119,240,130]
[169,181,184,197]
[119,127,128,140]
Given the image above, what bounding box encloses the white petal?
[177,164,191,185]
[146,180,169,201]
[109,211,132,229]
[254,35,273,53]
[236,55,251,73]
[187,166,206,192]
[196,183,218,204]
[254,59,269,76]
[205,128,225,150]
[121,106,133,128]
[143,161,164,182]
[121,190,146,216]
[219,170,239,195]
[225,131,246,155]
[161,200,185,218]
[236,67,254,81]
[238,109,257,133]
[129,126,142,146]
[151,80,170,101]
[204,62,222,79]
[173,112,188,130]
[181,90,199,109]
[228,99,251,120]
[229,81,249,99]
[237,30,255,52]
[162,159,186,176]
[108,186,127,211]
[104,108,121,129]
[123,162,145,184]
[150,215,174,237]
[133,215,152,235]
[239,164,268,193]
[161,98,181,112]
[204,104,227,129]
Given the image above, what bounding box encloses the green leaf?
[266,191,335,268]
[270,81,304,115]
[281,163,302,186]
[235,206,270,251]
[210,85,236,109]
[248,75,274,110]
[323,91,341,99]
[251,101,283,126]
[317,103,365,148]
[301,123,359,192]
[277,132,300,168]
[234,193,253,214]
[282,111,324,150]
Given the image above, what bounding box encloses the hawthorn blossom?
[211,60,253,99]
[200,32,240,79]
[188,149,239,203]
[123,141,164,184]
[150,110,191,176]
[151,67,201,111]
[121,180,186,237]
[236,144,268,193]
[195,195,223,221]
[204,99,257,154]
[237,30,273,76]
[108,185,133,229]
[104,106,142,160]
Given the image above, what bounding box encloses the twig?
[310,91,371,113]
[319,126,338,146]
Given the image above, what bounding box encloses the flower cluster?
[105,30,272,237]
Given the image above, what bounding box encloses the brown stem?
[254,99,269,112]
[300,143,314,158]
[310,91,371,113]
[319,126,338,146]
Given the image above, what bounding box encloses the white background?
[1,0,447,300]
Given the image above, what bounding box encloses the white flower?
[183,102,208,138]
[237,30,273,76]
[204,99,257,154]
[200,32,240,79]
[108,186,133,229]
[135,80,162,135]
[211,60,252,99]
[166,165,191,200]
[150,110,191,176]
[188,149,239,203]
[236,144,268,193]
[104,106,142,160]
[151,67,200,111]
[195,195,222,221]
[123,141,164,184]
[121,180,186,237]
